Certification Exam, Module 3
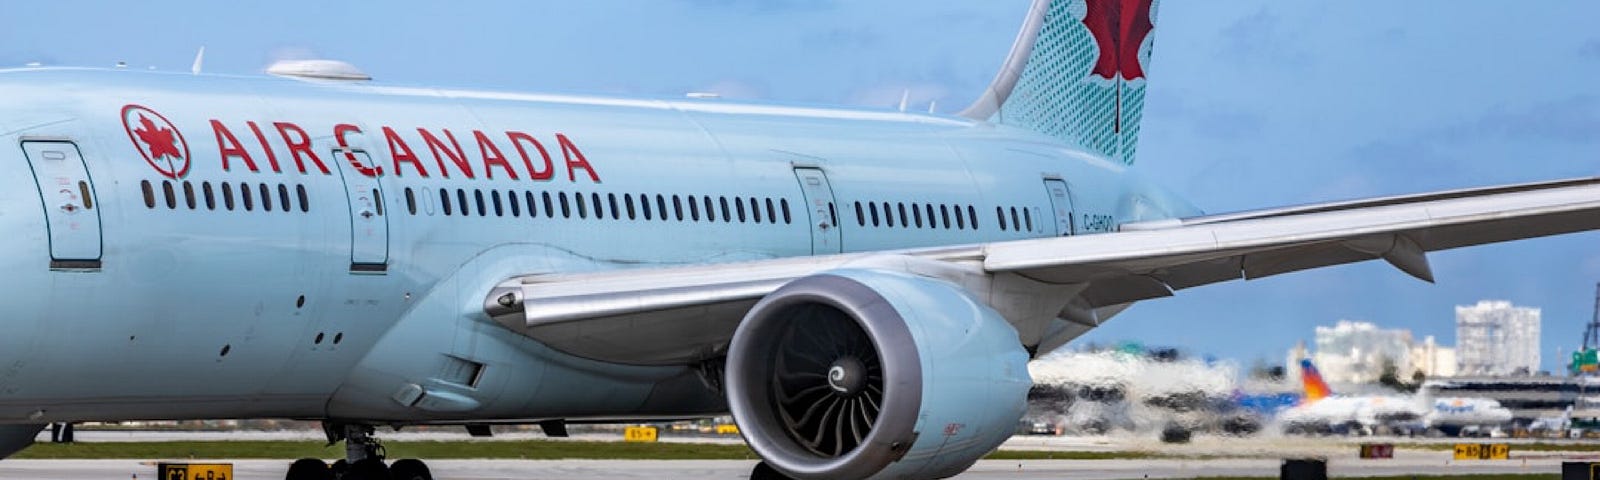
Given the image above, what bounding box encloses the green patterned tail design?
[963,0,1158,166]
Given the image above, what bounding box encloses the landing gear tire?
[750,461,794,480]
[345,457,392,480]
[389,458,434,480]
[330,459,350,478]
[285,458,332,480]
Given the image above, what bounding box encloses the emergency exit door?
[793,167,841,254]
[1043,178,1075,236]
[21,141,102,269]
[334,149,389,272]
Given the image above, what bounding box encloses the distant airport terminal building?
[1456,300,1541,376]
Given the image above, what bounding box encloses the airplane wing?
[485,177,1600,365]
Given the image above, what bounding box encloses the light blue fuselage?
[0,69,1195,424]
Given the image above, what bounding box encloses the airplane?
[1277,359,1426,435]
[2,0,1599,478]
[1278,359,1510,437]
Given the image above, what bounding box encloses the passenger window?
[1024,208,1034,232]
[688,195,701,221]
[588,192,601,220]
[297,185,310,213]
[259,184,273,212]
[766,198,777,224]
[749,197,762,224]
[507,190,521,217]
[543,192,555,218]
[405,188,417,215]
[997,207,1008,231]
[371,188,383,216]
[161,181,177,209]
[561,192,573,218]
[575,191,588,219]
[182,181,196,209]
[222,182,235,211]
[737,198,748,223]
[641,193,655,221]
[883,202,894,228]
[953,204,965,229]
[925,204,937,229]
[672,195,684,221]
[278,184,291,212]
[1010,207,1020,232]
[491,190,504,217]
[656,195,668,222]
[719,196,730,222]
[457,189,469,217]
[474,189,487,217]
[141,180,155,209]
[201,182,214,210]
[625,194,637,220]
[898,203,909,229]
[241,182,255,211]
[526,191,539,218]
[440,188,453,216]
[968,206,979,229]
[870,202,880,226]
[610,193,621,220]
[855,202,865,226]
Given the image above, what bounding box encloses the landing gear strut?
[283,423,434,480]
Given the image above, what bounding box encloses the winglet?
[191,47,205,75]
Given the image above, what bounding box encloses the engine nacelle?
[726,269,1030,480]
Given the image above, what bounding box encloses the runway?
[0,454,1580,479]
[10,432,1596,479]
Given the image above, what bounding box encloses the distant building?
[1410,335,1458,378]
[1456,300,1541,376]
[1311,320,1414,384]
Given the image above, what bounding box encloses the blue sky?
[5,1,1598,372]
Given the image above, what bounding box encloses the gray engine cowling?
[726,269,1030,480]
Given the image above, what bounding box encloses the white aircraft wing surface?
[486,177,1600,365]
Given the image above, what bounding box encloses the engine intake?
[727,269,1029,479]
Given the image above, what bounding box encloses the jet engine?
[726,269,1030,480]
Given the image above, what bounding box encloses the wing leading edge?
[487,177,1600,365]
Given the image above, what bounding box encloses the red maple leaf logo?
[1083,0,1155,81]
[133,114,183,160]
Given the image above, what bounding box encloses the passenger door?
[21,141,102,269]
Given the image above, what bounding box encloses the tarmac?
[7,431,1595,479]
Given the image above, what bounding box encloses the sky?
[4,1,1599,373]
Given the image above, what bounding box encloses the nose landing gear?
[284,423,434,480]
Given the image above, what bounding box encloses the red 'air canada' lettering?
[274,122,332,175]
[383,126,431,178]
[211,120,260,172]
[419,128,475,179]
[475,130,517,180]
[335,124,381,177]
[245,121,282,173]
[507,131,554,181]
[200,118,600,183]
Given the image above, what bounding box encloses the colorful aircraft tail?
[961,0,1159,166]
[1299,359,1332,402]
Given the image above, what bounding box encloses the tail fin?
[961,0,1158,166]
[1299,359,1333,402]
